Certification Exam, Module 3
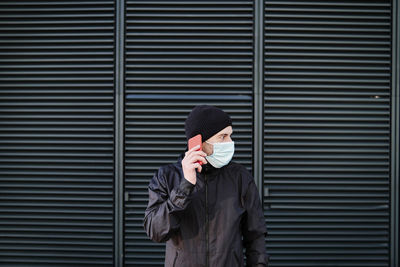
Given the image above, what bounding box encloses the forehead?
[214,126,233,136]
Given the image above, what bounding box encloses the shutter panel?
[123,1,254,265]
[263,1,391,266]
[0,1,115,266]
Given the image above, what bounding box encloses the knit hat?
[184,105,232,141]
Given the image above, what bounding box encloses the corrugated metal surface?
[0,1,115,266]
[263,1,392,266]
[123,1,254,265]
[0,0,397,266]
[124,0,254,95]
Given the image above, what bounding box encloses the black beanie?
[185,105,232,141]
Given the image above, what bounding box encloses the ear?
[202,141,213,156]
[202,142,212,156]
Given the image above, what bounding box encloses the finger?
[191,155,206,165]
[186,151,206,162]
[193,162,202,172]
[196,156,207,165]
[188,144,200,153]
[192,150,207,157]
[186,152,201,162]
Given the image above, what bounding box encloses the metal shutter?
[0,1,115,266]
[123,1,254,265]
[263,1,392,266]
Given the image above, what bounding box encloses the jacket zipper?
[205,174,209,267]
[172,251,178,267]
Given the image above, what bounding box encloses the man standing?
[143,105,269,267]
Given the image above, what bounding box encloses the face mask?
[205,141,235,168]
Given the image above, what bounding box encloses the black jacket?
[143,153,269,267]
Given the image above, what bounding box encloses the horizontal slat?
[263,0,391,266]
[0,0,115,266]
[124,3,254,266]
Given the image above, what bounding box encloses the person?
[143,105,269,267]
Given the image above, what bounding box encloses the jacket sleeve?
[241,175,270,267]
[143,167,195,243]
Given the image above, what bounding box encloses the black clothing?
[143,153,269,267]
[184,105,232,141]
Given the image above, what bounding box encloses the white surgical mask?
[205,141,235,168]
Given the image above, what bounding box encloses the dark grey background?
[0,0,398,267]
